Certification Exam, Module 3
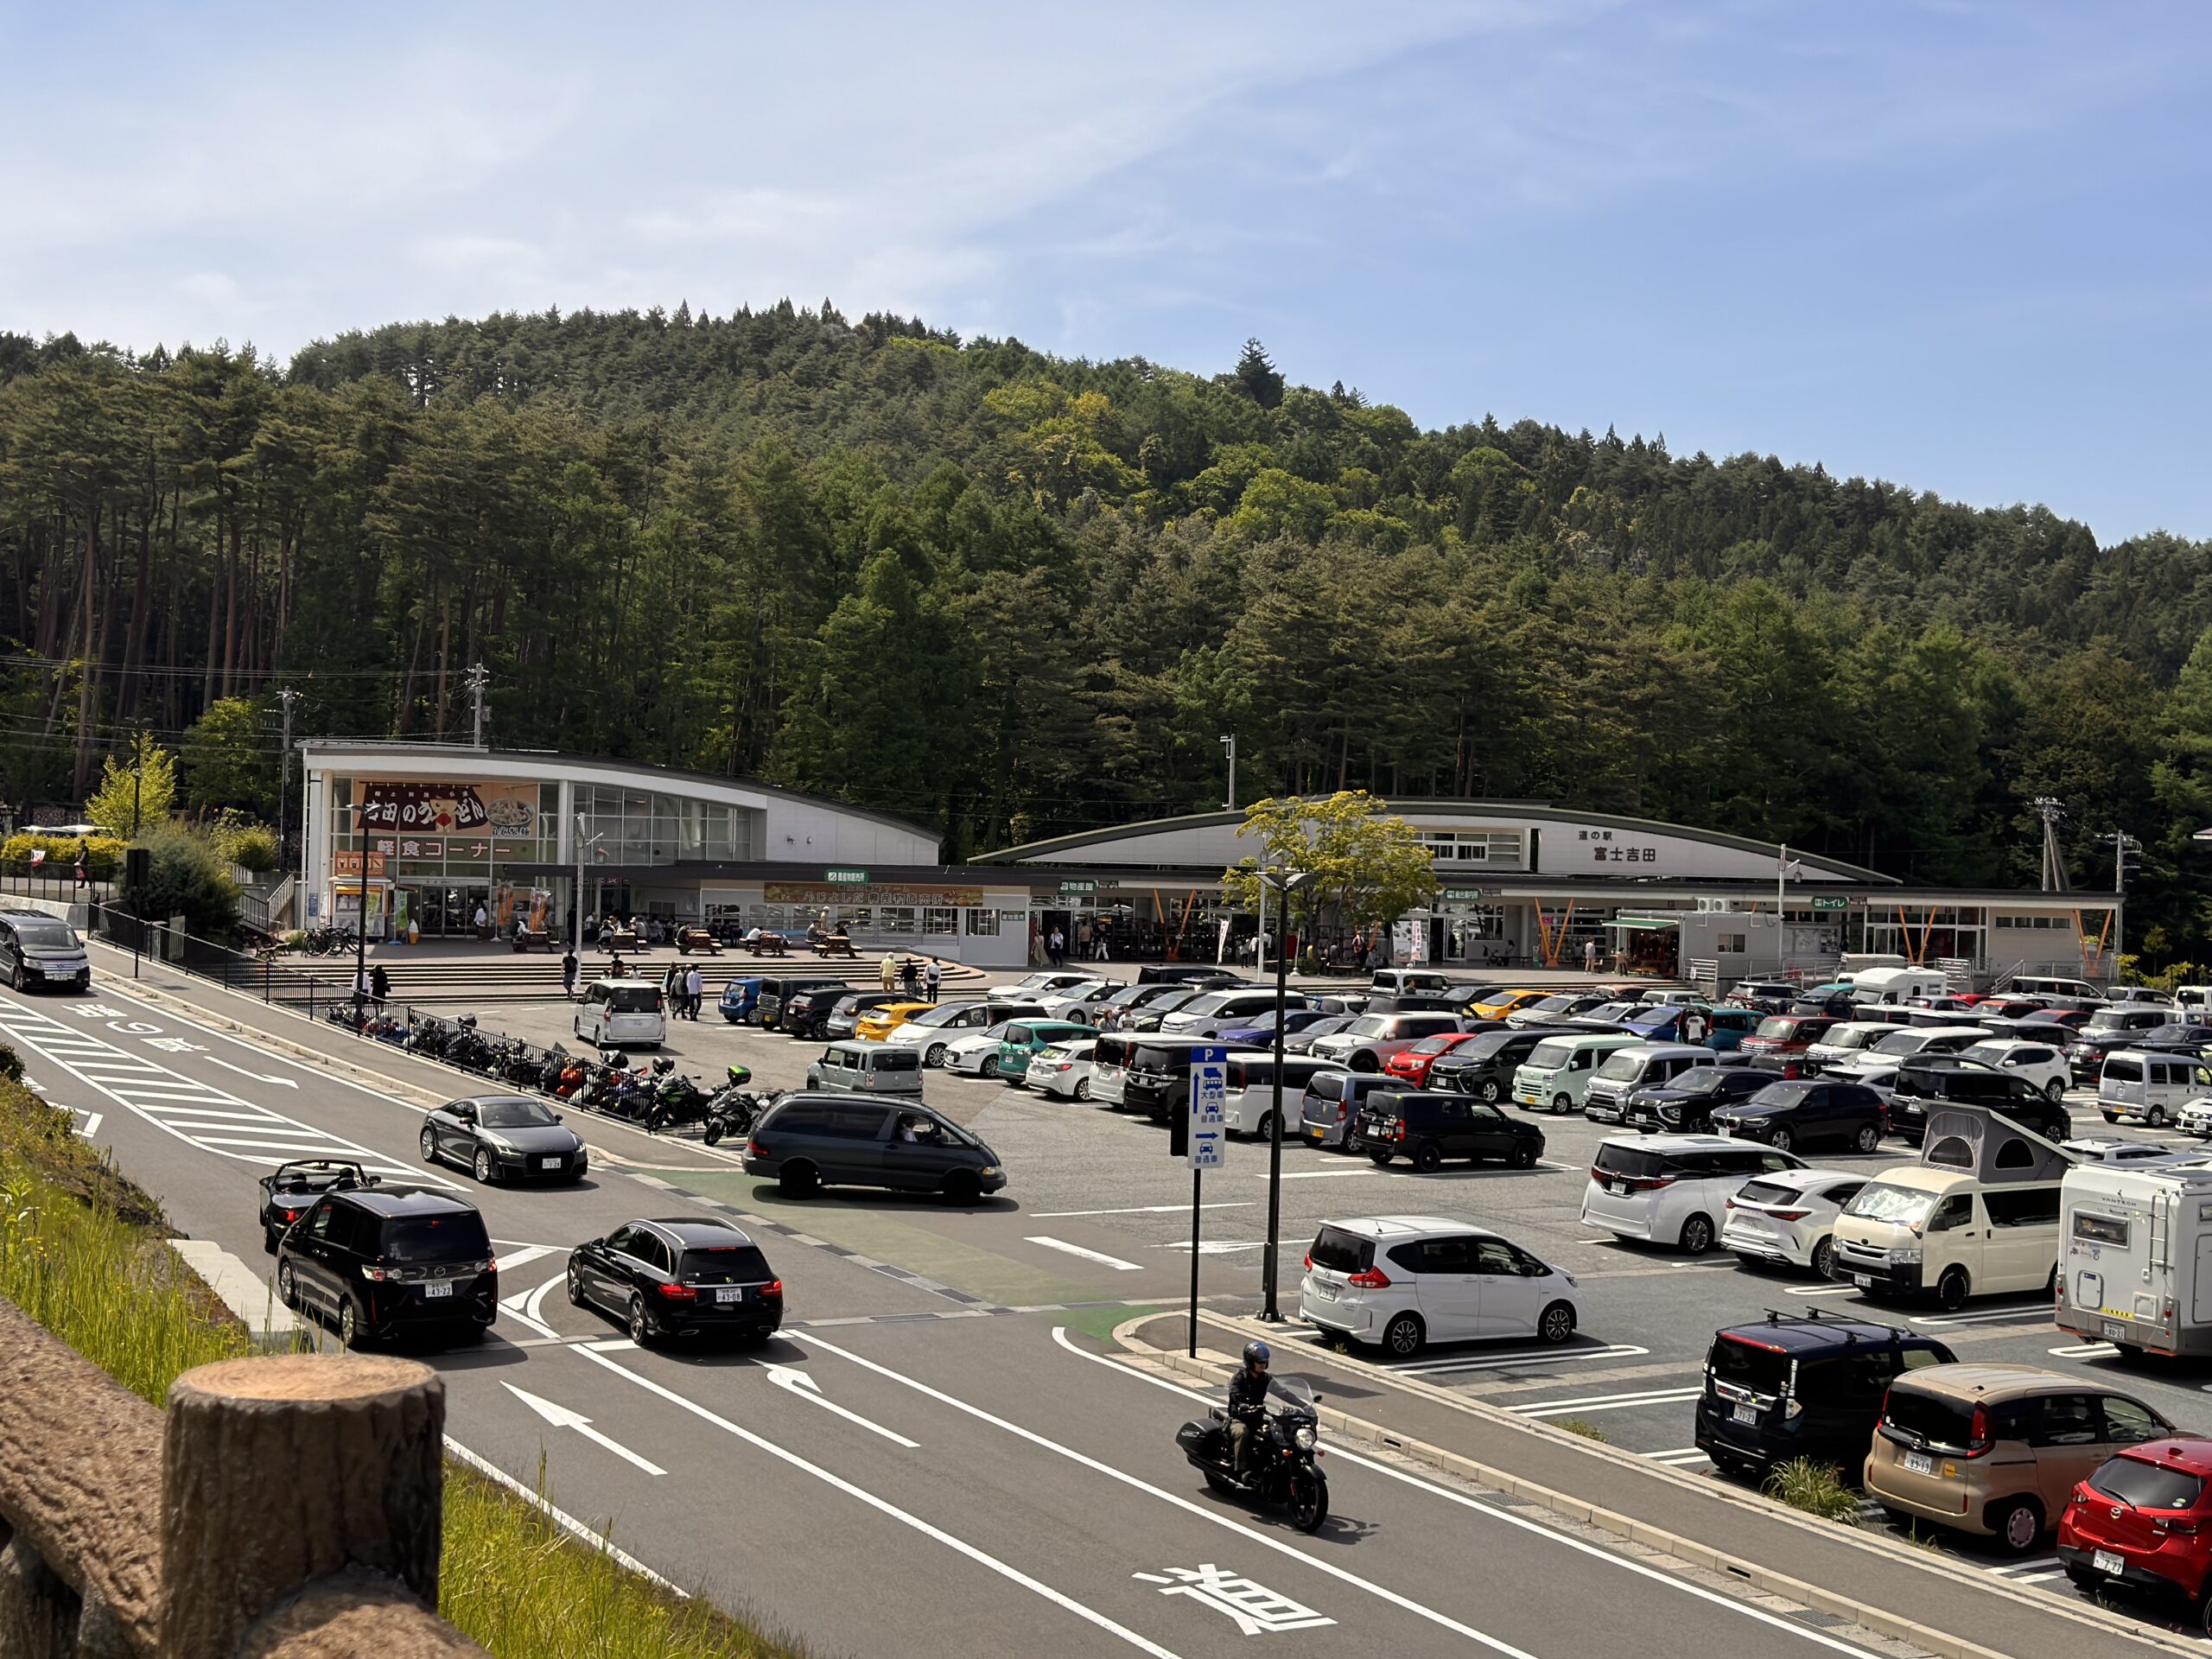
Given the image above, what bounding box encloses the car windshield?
[1754,1018,1802,1040]
[1526,1039,1574,1071]
[1526,995,1577,1015]
[380,1212,492,1262]
[1962,1043,2016,1066]
[1408,1035,1455,1055]
[1668,1066,1730,1092]
[1305,1015,1357,1039]
[15,922,79,949]
[1147,988,1204,1014]
[478,1098,557,1128]
[1872,1031,1929,1056]
[1830,1027,1884,1050]
[2090,1458,2207,1511]
[1179,991,1238,1015]
[1592,1052,1645,1082]
[1843,1182,1936,1225]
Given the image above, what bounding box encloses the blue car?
[717,977,765,1024]
[1618,1004,1759,1052]
[1217,1007,1335,1047]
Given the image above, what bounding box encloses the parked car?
[1866,1363,2175,1554]
[2056,1436,2212,1617]
[1623,1063,1771,1135]
[1220,1053,1350,1138]
[257,1159,377,1254]
[743,1094,1005,1202]
[1694,1311,1955,1480]
[1739,1014,1841,1076]
[1887,1060,2070,1146]
[1382,1030,1492,1089]
[1580,1043,1713,1123]
[1580,1135,1805,1254]
[1368,969,1461,998]
[1162,987,1312,1037]
[1804,1020,1897,1071]
[1429,1027,1567,1103]
[1134,963,1243,987]
[1833,1165,2063,1308]
[941,1021,1027,1077]
[1710,1077,1889,1155]
[778,982,861,1040]
[1117,987,1212,1033]
[2069,1018,2182,1084]
[1310,1011,1465,1072]
[275,1186,497,1348]
[1464,988,1551,1022]
[854,999,935,1042]
[755,974,850,1033]
[1353,1090,1546,1171]
[2099,1050,2212,1128]
[1726,980,1802,1014]
[1512,1032,1643,1115]
[715,977,766,1025]
[0,911,91,992]
[1300,1216,1580,1357]
[997,1020,1097,1085]
[1300,1071,1402,1151]
[1121,1037,1266,1122]
[419,1093,588,1184]
[1956,1038,2072,1103]
[1719,1168,1875,1280]
[2107,987,2178,1007]
[1027,1039,1099,1100]
[1217,1007,1337,1048]
[2059,1137,2189,1165]
[1506,992,1611,1030]
[1281,1012,1362,1055]
[1090,982,1196,1028]
[1832,1025,1999,1088]
[1032,979,1116,1021]
[806,1040,926,1096]
[824,991,909,1042]
[886,1001,1049,1066]
[573,979,666,1048]
[565,1217,783,1347]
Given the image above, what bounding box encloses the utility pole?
[466,664,491,750]
[1218,734,1236,812]
[2033,798,2069,892]
[2106,829,2141,975]
[1256,864,1313,1323]
[276,688,300,867]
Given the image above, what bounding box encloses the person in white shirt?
[684,965,704,1020]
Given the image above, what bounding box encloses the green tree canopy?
[84,734,176,839]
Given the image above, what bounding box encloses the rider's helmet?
[1243,1339,1271,1370]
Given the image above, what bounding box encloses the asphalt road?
[9,957,2191,1656]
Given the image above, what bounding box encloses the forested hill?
[5,302,2212,955]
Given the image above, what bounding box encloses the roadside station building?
[299,745,2120,986]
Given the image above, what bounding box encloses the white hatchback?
[1719,1168,1872,1281]
[942,1022,1020,1077]
[1580,1135,1806,1255]
[1300,1215,1581,1358]
[1027,1039,1099,1101]
[1958,1038,2071,1103]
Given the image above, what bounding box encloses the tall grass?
[0,1072,810,1659]
[1762,1458,1862,1524]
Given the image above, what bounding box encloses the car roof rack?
[1754,1306,1913,1344]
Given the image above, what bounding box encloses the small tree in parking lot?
[1220,791,1437,967]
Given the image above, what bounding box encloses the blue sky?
[3,1,2207,541]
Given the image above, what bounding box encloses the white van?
[1831,1024,1992,1079]
[1803,1020,1894,1071]
[1219,1053,1349,1137]
[1850,966,1950,1007]
[1512,1033,1643,1116]
[1580,1043,1712,1124]
[573,979,667,1048]
[2175,985,2212,1016]
[2057,1157,2212,1357]
[2096,1050,2212,1128]
[2012,975,2105,1002]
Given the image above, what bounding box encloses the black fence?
[86,902,362,1014]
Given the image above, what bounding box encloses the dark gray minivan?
[743,1093,1006,1204]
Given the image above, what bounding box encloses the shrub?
[132,823,239,940]
[1763,1457,1861,1523]
[2,832,124,880]
[207,811,279,873]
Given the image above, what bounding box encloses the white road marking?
[1051,1329,1885,1657]
[796,1332,1539,1658]
[1909,1308,2051,1328]
[2049,1342,2118,1358]
[497,1244,556,1273]
[1794,1285,1859,1297]
[1026,1236,1145,1272]
[0,994,443,1185]
[1510,1387,1705,1417]
[72,1109,101,1139]
[204,1054,298,1088]
[572,1344,1186,1659]
[1262,1168,1370,1179]
[1030,1202,1256,1218]
[1156,1240,1265,1255]
[503,1382,666,1476]
[761,1363,919,1447]
[1984,1555,2063,1577]
[1390,1344,1650,1376]
[521,1271,566,1331]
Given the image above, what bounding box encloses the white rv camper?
[2057,1155,2212,1358]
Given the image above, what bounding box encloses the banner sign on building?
[1810,894,1849,912]
[764,882,986,906]
[358,781,537,836]
[1188,1045,1227,1170]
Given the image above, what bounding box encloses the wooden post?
[0,1534,78,1659]
[158,1355,444,1659]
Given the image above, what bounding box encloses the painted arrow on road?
[503,1382,666,1475]
[762,1363,919,1448]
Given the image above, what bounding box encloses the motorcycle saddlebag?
[1176,1420,1225,1460]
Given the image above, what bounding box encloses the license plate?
[1306,1128,1324,1141]
[423,1281,454,1300]
[2094,1548,2126,1576]
[1853,1274,1872,1288]
[2103,1321,2127,1342]
[715,1287,742,1304]
[1609,1180,1628,1195]
[1315,1283,1338,1300]
[539,1155,563,1169]
[1903,1450,1934,1476]
[1732,1402,1759,1426]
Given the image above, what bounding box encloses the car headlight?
[480,1135,515,1153]
[978,1166,1000,1177]
[1887,1247,1921,1264]
[1293,1424,1316,1450]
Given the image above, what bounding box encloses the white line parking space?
[0,992,451,1185]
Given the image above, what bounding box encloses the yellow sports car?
[855,1001,937,1042]
[1464,988,1551,1021]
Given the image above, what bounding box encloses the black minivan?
[276,1187,498,1348]
[1353,1089,1547,1172]
[743,1093,1006,1204]
[756,976,850,1033]
[1693,1310,1955,1479]
[1429,1028,1567,1103]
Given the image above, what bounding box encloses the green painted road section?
[641,1167,1103,1307]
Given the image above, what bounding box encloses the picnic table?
[511,928,555,953]
[599,926,643,953]
[674,926,722,956]
[743,933,790,957]
[813,935,859,960]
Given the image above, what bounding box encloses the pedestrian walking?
[1048,926,1065,967]
[561,948,579,999]
[474,901,490,941]
[369,963,391,1011]
[1681,1007,1709,1046]
[924,957,941,1002]
[684,965,704,1020]
[1582,937,1599,974]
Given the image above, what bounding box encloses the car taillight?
[747,1139,766,1157]
[1346,1267,1391,1289]
[1768,1209,1810,1221]
[2161,1516,2202,1535]
[1303,1253,1313,1270]
[658,1282,698,1301]
[1964,1404,1992,1457]
[282,1209,300,1224]
[760,1280,783,1299]
[359,1266,391,1281]
[1393,1122,1406,1141]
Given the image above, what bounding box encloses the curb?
[1116,1311,2195,1659]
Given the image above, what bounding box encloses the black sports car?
[257,1159,378,1253]
[420,1094,588,1185]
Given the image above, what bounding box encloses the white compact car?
[942,1022,1020,1077]
[1580,1135,1806,1255]
[1300,1215,1581,1358]
[883,1001,1046,1066]
[1719,1168,1872,1281]
[1027,1039,1099,1100]
[1802,1020,1895,1071]
[1958,1038,2071,1103]
[2178,1098,2212,1139]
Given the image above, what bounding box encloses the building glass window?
[965,908,1001,936]
[923,907,958,937]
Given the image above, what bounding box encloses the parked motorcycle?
[702,1067,775,1146]
[1174,1376,1328,1532]
[646,1067,709,1135]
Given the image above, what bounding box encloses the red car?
[1738,1014,1840,1079]
[2058,1438,2212,1628]
[1382,1031,1488,1089]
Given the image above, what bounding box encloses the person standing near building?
[1681,1006,1710,1047]
[1582,936,1599,974]
[880,950,899,993]
[561,948,579,1000]
[474,901,490,941]
[1048,925,1065,968]
[924,957,941,1003]
[369,963,391,1011]
[684,964,704,1020]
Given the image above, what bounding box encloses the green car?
[997,1020,1096,1085]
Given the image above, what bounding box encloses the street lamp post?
[352,804,370,1026]
[1258,864,1313,1322]
[571,811,607,974]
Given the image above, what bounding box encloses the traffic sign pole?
[1188,1166,1202,1357]
[1185,1046,1229,1357]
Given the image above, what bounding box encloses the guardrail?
[0,1293,486,1658]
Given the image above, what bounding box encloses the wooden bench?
[743,933,790,957]
[813,936,859,959]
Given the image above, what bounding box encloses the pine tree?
[1232,339,1285,410]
